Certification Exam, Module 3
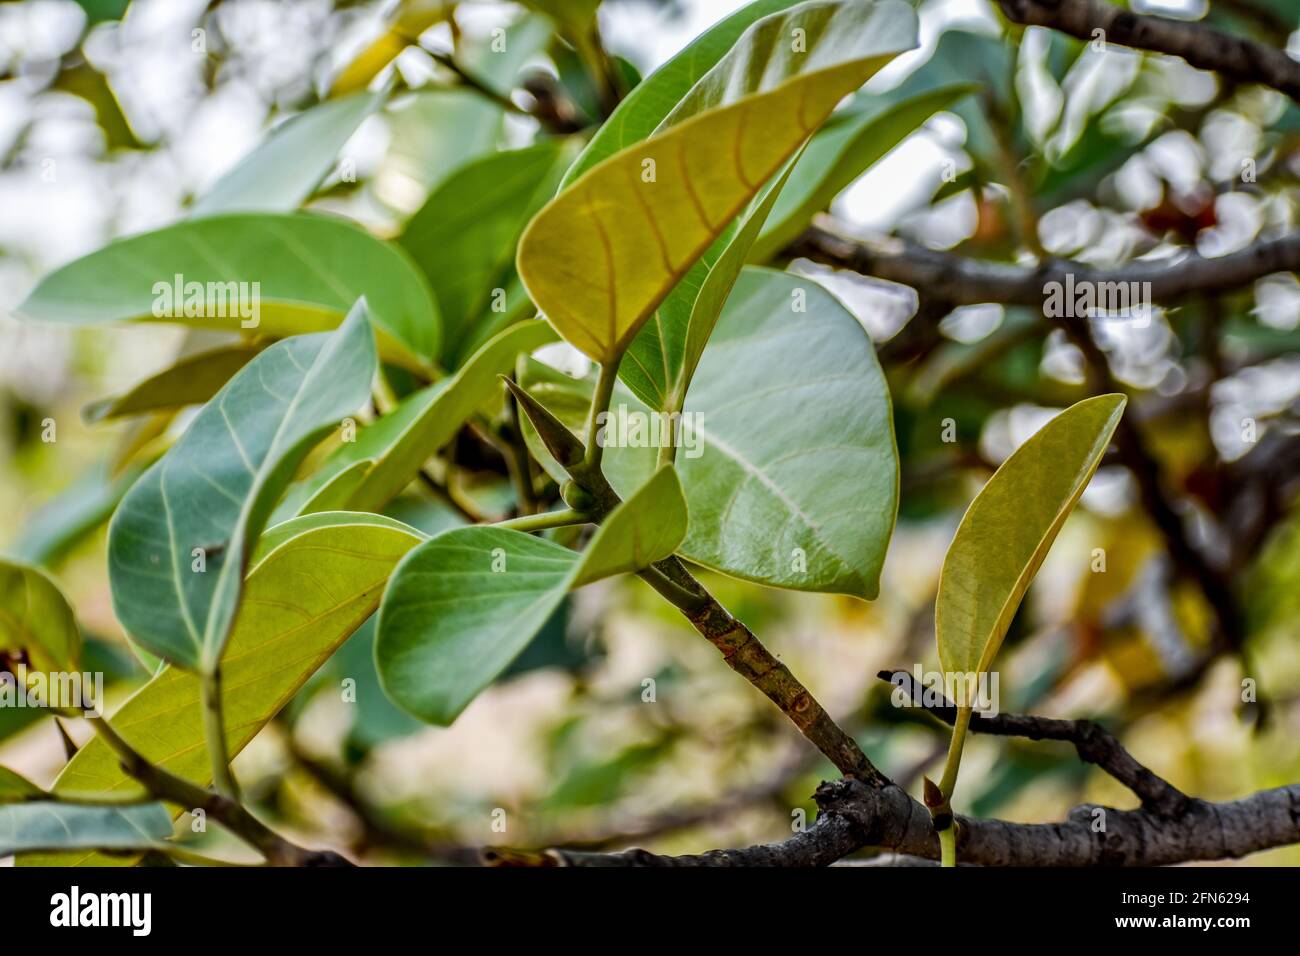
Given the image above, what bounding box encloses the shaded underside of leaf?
[317,318,558,515]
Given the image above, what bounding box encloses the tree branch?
[791,223,1300,307]
[997,0,1300,101]
[511,689,1300,867]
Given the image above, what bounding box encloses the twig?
[89,717,350,866]
[495,508,589,533]
[877,669,1191,816]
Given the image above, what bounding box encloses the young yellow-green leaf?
[107,303,377,671]
[620,156,797,413]
[82,344,263,424]
[0,766,44,803]
[560,0,799,188]
[0,557,81,672]
[16,212,440,371]
[399,142,571,365]
[377,467,686,724]
[191,88,388,216]
[518,0,917,362]
[22,512,424,867]
[936,394,1127,679]
[0,802,172,856]
[521,268,897,598]
[280,319,557,518]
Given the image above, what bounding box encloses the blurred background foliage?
[1,0,1298,864]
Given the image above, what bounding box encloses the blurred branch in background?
[998,0,1300,101]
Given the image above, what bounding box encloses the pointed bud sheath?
[499,375,586,470]
[923,776,944,809]
[923,775,953,831]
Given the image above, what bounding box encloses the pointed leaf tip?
[936,393,1127,681]
[501,374,586,468]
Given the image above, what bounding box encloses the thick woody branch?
[495,777,1300,867]
[518,711,1300,867]
[997,0,1300,101]
[791,224,1300,307]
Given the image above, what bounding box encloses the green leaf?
[298,459,376,515]
[400,142,571,365]
[192,88,388,216]
[0,557,81,672]
[0,766,44,803]
[936,394,1126,679]
[518,0,918,362]
[525,267,898,598]
[17,212,440,371]
[0,802,172,856]
[83,344,263,424]
[23,512,424,866]
[108,303,377,671]
[560,0,799,188]
[281,318,557,518]
[377,467,686,724]
[750,81,977,260]
[620,157,796,413]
